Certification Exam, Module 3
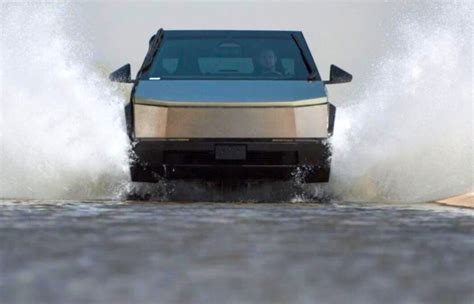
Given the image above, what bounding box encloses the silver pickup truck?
[110,29,351,184]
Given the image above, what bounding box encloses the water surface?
[1,201,473,304]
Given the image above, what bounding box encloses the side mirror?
[324,65,352,85]
[109,64,133,83]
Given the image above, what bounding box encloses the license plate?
[215,145,247,160]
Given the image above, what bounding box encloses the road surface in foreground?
[1,201,473,304]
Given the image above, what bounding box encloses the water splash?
[1,2,472,203]
[0,3,131,199]
[330,3,473,203]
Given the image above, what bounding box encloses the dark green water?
[1,201,473,304]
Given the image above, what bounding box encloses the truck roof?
[163,30,303,38]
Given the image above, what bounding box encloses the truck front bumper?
[130,139,331,183]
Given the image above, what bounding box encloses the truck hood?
[134,80,327,106]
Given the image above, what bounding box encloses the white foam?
[0,3,130,199]
[330,3,473,203]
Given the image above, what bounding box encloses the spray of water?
[330,3,473,203]
[0,3,131,200]
[0,2,472,203]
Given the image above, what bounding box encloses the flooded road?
[1,201,473,304]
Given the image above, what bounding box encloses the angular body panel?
[134,104,329,139]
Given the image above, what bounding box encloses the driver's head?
[257,49,277,71]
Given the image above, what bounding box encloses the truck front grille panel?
[163,151,298,166]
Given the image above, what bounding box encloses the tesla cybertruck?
[110,29,351,184]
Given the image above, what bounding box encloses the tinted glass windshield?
[142,35,311,80]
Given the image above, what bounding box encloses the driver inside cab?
[256,49,282,76]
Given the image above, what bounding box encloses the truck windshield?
[141,36,312,80]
